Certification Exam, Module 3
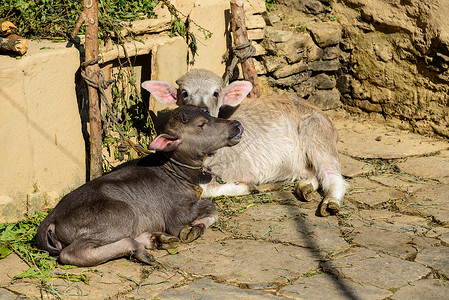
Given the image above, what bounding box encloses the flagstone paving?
[1,111,449,299]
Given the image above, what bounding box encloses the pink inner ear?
[222,81,253,106]
[149,134,180,152]
[141,81,178,105]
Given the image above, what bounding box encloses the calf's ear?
[221,81,253,106]
[142,81,178,105]
[149,134,180,152]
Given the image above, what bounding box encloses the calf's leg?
[58,237,154,267]
[179,199,218,243]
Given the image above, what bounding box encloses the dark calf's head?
[149,105,243,163]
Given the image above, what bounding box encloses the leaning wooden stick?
[71,0,103,180]
[230,0,260,98]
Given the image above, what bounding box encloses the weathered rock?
[399,184,449,225]
[308,59,341,71]
[228,204,349,253]
[367,174,430,197]
[0,289,16,300]
[293,78,315,98]
[346,177,404,208]
[415,246,449,278]
[314,73,336,89]
[278,0,327,15]
[264,26,294,43]
[426,227,449,239]
[126,271,186,299]
[0,254,30,286]
[262,55,287,73]
[391,279,449,300]
[243,0,266,15]
[269,71,312,87]
[245,14,266,30]
[254,59,267,75]
[158,239,320,285]
[156,278,287,299]
[307,89,342,110]
[253,42,267,56]
[273,61,308,78]
[308,22,342,47]
[396,151,449,184]
[339,154,376,178]
[279,273,392,300]
[357,209,431,234]
[351,226,435,260]
[303,36,324,62]
[276,34,309,63]
[336,74,352,94]
[321,247,431,289]
[248,28,265,40]
[333,117,449,159]
[440,232,449,246]
[322,46,340,60]
[260,38,277,55]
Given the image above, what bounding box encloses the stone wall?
[254,0,449,138]
[249,1,346,110]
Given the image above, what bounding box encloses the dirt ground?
[1,108,449,299]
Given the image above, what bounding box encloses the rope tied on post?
[80,56,129,161]
[223,41,256,85]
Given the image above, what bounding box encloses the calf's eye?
[182,90,188,98]
[213,91,219,98]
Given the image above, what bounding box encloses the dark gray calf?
[36,105,243,267]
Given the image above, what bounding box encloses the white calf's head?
[142,69,253,117]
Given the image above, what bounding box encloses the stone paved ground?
[2,110,449,299]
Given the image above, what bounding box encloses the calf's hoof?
[133,249,155,265]
[318,197,340,217]
[155,233,180,250]
[295,183,314,202]
[179,225,203,243]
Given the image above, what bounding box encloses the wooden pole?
[84,0,102,179]
[230,0,260,98]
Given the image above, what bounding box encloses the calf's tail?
[36,220,64,256]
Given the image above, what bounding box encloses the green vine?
[160,0,212,61]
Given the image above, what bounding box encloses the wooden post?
[84,0,102,179]
[230,0,260,98]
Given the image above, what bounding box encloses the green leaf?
[166,248,179,255]
[0,245,12,259]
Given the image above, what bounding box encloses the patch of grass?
[0,211,87,285]
[0,0,158,40]
[265,0,277,11]
[303,268,323,277]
